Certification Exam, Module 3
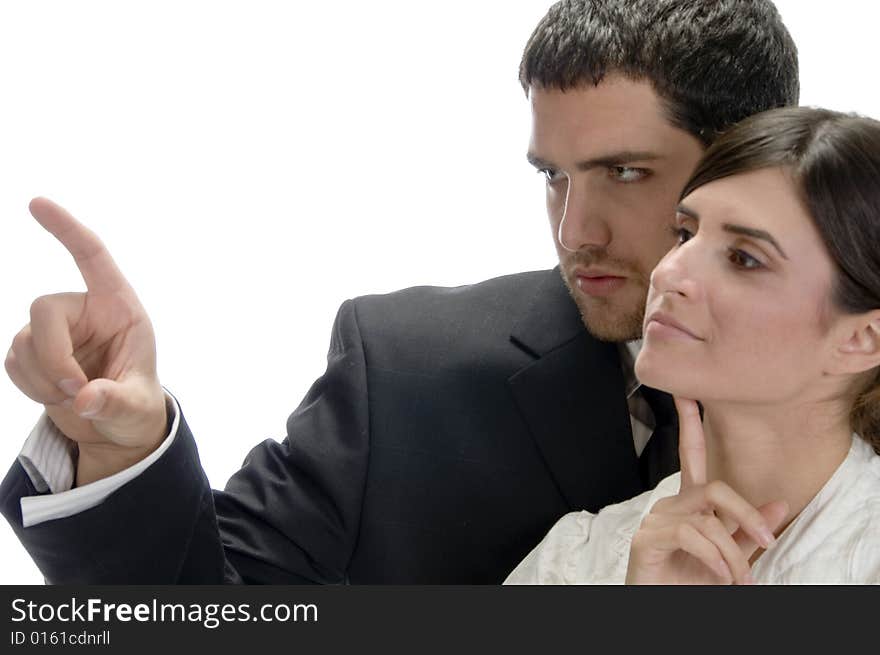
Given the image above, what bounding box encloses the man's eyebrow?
[675,204,789,260]
[526,151,662,170]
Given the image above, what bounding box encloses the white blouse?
[505,436,880,584]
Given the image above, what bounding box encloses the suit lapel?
[507,269,643,511]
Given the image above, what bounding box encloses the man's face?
[528,76,705,342]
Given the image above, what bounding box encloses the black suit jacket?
[0,268,678,583]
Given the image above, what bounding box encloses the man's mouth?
[573,268,627,298]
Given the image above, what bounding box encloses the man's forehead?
[527,80,700,164]
[528,118,674,167]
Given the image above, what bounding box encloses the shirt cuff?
[17,389,181,528]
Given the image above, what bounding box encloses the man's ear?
[832,311,880,375]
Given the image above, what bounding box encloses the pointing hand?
[5,198,168,485]
[625,397,789,584]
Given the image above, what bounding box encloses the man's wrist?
[19,390,181,528]
[74,440,161,487]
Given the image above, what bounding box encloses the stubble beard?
[558,260,647,343]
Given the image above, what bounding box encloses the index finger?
[29,197,130,294]
[675,396,706,489]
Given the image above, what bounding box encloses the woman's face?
[635,167,839,404]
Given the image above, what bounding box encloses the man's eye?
[610,166,648,182]
[538,168,563,184]
[669,225,693,244]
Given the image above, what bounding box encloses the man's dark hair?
[519,0,799,145]
[680,106,880,453]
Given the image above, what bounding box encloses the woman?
[506,107,880,584]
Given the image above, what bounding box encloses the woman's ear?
[833,311,880,374]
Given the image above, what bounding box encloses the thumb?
[733,499,790,559]
[71,376,166,449]
[72,377,144,423]
[760,499,790,534]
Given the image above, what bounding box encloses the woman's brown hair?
[681,107,880,452]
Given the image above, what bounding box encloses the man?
[1,0,798,583]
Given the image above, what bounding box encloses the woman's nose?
[650,242,702,300]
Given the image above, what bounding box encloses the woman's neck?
[700,398,853,535]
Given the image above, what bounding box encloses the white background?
[1,1,877,584]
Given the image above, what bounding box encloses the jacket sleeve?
[0,299,371,584]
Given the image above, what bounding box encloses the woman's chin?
[635,350,691,396]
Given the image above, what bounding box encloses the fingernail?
[760,528,776,549]
[58,379,84,397]
[61,399,74,409]
[79,393,105,418]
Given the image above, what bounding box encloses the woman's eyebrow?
[721,223,788,259]
[675,203,789,259]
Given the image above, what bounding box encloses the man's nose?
[557,179,611,252]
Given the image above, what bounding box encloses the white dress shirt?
[505,435,880,584]
[17,390,181,527]
[16,341,650,528]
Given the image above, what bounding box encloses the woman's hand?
[625,398,789,585]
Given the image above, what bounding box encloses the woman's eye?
[610,166,648,182]
[728,249,764,270]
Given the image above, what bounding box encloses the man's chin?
[558,267,645,342]
[580,311,644,343]
[570,290,644,343]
